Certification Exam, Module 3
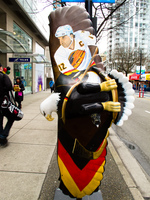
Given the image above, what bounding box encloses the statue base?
[54,188,103,200]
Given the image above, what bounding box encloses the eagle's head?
[40,93,60,121]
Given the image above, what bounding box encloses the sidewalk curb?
[108,127,150,200]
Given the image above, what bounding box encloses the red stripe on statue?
[58,139,107,191]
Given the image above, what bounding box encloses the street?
[112,93,150,182]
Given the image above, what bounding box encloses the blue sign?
[61,0,84,2]
[92,0,115,2]
[61,0,115,2]
[9,58,30,62]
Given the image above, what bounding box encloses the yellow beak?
[46,114,54,121]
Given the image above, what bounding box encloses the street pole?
[140,49,142,80]
[85,0,97,33]
[85,0,92,20]
[138,49,142,94]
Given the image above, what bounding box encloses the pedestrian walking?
[0,63,14,147]
[49,79,54,93]
[14,77,25,109]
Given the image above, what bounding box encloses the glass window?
[35,43,45,92]
[13,23,32,52]
[13,23,33,94]
[17,0,49,39]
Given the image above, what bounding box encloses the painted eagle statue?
[40,6,135,199]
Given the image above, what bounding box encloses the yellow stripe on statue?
[58,156,105,198]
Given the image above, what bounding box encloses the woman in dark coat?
[14,77,25,109]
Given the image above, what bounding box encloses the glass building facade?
[17,0,49,39]
[107,0,150,71]
[13,23,33,94]
[13,23,32,52]
[0,0,51,93]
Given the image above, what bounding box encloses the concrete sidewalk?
[0,91,58,200]
[0,91,149,200]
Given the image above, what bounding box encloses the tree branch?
[96,0,128,38]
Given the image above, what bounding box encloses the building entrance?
[14,63,32,94]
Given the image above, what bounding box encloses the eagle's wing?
[109,69,135,126]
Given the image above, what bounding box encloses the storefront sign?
[138,74,150,81]
[9,58,30,62]
[141,74,146,81]
[146,74,150,81]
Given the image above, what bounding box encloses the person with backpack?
[0,63,14,147]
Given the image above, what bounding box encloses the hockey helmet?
[55,25,73,38]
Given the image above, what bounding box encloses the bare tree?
[30,1,140,42]
[111,46,147,76]
[32,0,131,38]
[94,0,146,44]
[94,0,130,41]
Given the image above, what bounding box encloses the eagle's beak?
[46,114,54,121]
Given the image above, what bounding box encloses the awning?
[129,73,140,80]
[0,30,51,66]
[0,29,32,53]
